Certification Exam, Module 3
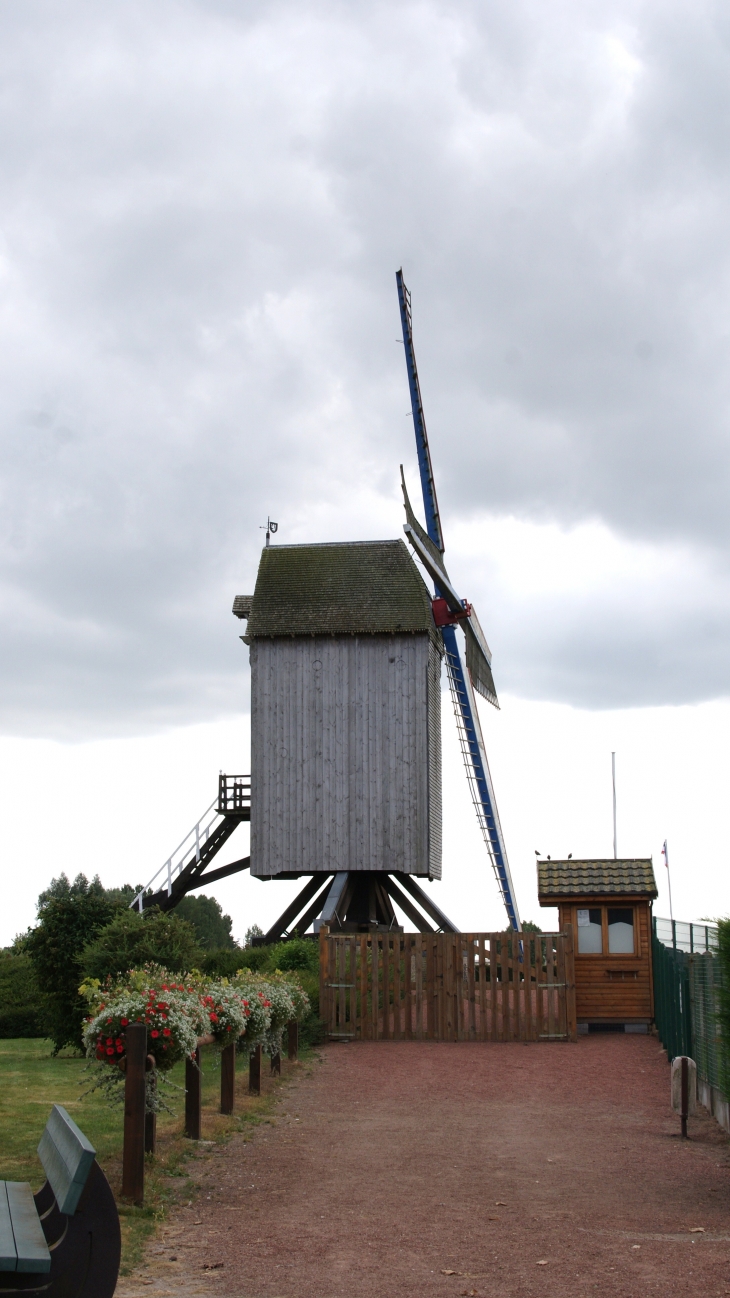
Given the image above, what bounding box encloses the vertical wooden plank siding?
[382,935,391,1040]
[522,935,532,1042]
[546,935,556,1039]
[425,936,435,1040]
[250,635,440,880]
[370,935,378,1040]
[556,935,565,1038]
[466,937,476,1039]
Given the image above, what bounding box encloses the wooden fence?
[320,928,577,1043]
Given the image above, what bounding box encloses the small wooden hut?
[537,858,658,1032]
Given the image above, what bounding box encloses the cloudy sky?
[2,0,730,942]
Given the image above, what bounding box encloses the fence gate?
[320,929,577,1043]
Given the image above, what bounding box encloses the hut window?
[608,908,634,954]
[577,908,603,953]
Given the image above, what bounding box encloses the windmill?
[131,273,519,934]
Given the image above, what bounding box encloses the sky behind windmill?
[2,0,730,941]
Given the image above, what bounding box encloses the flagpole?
[663,839,674,925]
[611,752,617,860]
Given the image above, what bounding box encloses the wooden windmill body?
[234,538,452,936]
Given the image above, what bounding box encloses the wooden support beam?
[393,872,458,932]
[262,874,332,943]
[381,875,435,933]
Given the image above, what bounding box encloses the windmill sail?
[402,466,499,709]
[400,466,445,570]
[396,267,520,930]
[464,612,499,708]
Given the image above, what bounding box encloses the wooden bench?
[0,1104,120,1296]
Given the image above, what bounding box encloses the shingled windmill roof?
[241,539,439,641]
[537,859,658,901]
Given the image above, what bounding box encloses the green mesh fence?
[652,917,729,1096]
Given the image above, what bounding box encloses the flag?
[661,840,669,868]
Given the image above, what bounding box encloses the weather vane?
[260,517,278,547]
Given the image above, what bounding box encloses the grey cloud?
[0,0,729,734]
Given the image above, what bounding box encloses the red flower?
[151,1029,159,1038]
[209,1013,218,1023]
[106,1047,115,1056]
[121,1017,128,1026]
[116,1044,124,1053]
[163,1028,171,1037]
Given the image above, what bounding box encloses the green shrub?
[200,947,247,978]
[267,937,319,975]
[173,894,236,950]
[81,908,204,983]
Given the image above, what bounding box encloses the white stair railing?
[130,796,222,912]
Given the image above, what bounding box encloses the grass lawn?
[0,1038,311,1274]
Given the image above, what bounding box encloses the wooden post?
[144,1055,157,1154]
[681,1055,689,1139]
[144,1110,156,1155]
[563,923,578,1042]
[220,1043,235,1115]
[184,1048,201,1139]
[287,1020,298,1060]
[249,1044,261,1095]
[319,924,330,1038]
[122,1023,147,1204]
[270,1050,281,1076]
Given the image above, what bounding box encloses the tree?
[0,952,46,1039]
[26,874,119,1052]
[81,908,204,983]
[174,894,236,950]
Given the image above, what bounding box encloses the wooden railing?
[320,928,577,1043]
[122,1023,299,1205]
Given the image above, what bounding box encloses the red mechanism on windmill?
[431,598,472,628]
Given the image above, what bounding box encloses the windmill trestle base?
[259,869,457,943]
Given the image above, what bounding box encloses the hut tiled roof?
[241,540,439,641]
[537,859,658,900]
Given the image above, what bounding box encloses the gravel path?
[118,1035,730,1298]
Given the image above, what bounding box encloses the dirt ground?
[117,1035,730,1298]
